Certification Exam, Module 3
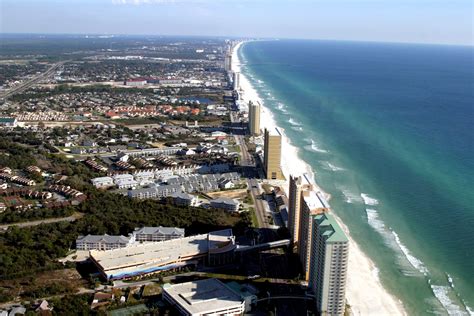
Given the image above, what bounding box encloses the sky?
[1,0,473,45]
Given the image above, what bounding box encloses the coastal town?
[0,36,400,316]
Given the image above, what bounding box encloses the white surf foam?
[276,102,288,113]
[291,126,303,132]
[288,117,302,126]
[360,193,379,206]
[305,143,329,153]
[464,303,474,316]
[337,187,363,204]
[321,161,345,171]
[366,209,386,231]
[446,274,474,316]
[366,210,426,277]
[303,138,328,153]
[391,231,428,275]
[430,283,468,315]
[447,273,455,289]
[371,266,381,281]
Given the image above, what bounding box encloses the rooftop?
[163,278,243,315]
[0,117,16,123]
[90,229,234,279]
[266,127,282,137]
[170,191,195,200]
[303,190,327,211]
[211,197,239,206]
[314,213,348,243]
[133,226,185,236]
[77,234,130,244]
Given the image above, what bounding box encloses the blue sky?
[1,0,472,45]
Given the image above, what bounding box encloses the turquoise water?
[240,40,474,315]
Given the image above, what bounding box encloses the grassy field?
[248,207,259,227]
[206,188,247,199]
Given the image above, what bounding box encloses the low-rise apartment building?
[133,226,185,242]
[91,176,114,188]
[76,234,132,251]
[210,197,240,212]
[170,191,197,206]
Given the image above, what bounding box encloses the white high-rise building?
[233,72,240,90]
[309,212,349,316]
[224,54,232,72]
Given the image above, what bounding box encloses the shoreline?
[232,40,407,316]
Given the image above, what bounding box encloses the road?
[0,61,66,99]
[0,212,83,231]
[114,272,206,289]
[113,271,299,289]
[230,111,292,288]
[230,111,273,240]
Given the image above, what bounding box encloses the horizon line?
[1,32,472,48]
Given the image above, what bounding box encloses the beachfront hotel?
[248,101,261,136]
[263,127,284,180]
[233,71,240,90]
[308,213,349,316]
[298,189,329,281]
[288,175,313,251]
[224,53,232,72]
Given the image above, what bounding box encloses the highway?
[0,61,66,99]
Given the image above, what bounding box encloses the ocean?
[239,40,474,315]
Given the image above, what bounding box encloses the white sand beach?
[232,41,407,316]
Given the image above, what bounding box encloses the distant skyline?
[1,0,473,46]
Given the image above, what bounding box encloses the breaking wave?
[288,117,302,126]
[321,161,345,171]
[336,186,363,204]
[366,208,385,231]
[276,102,288,113]
[360,193,379,206]
[366,209,427,277]
[304,139,328,153]
[392,231,428,275]
[429,282,469,315]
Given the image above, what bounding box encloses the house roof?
[76,234,130,244]
[156,184,182,194]
[133,226,185,236]
[0,117,16,123]
[170,191,194,200]
[129,187,157,196]
[211,197,239,206]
